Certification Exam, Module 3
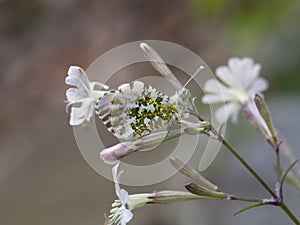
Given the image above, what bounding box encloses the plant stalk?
[210,127,299,224]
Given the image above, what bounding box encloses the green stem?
[281,204,300,225]
[230,196,261,203]
[210,128,300,224]
[276,149,282,181]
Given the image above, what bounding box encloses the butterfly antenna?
[183,65,205,88]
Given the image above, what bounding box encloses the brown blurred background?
[1,0,300,225]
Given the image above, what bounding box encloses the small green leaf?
[280,159,300,192]
[234,203,265,216]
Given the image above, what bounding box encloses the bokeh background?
[1,0,300,225]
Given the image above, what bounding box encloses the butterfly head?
[171,87,191,119]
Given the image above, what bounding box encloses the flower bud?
[100,143,134,164]
[185,183,227,199]
[243,98,276,146]
[147,190,211,203]
[100,129,186,164]
[254,94,278,146]
[170,157,219,191]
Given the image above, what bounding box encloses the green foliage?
[192,0,227,16]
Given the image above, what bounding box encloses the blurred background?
[1,0,300,224]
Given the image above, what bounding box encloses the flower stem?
[280,204,300,225]
[210,128,300,224]
[276,148,282,180]
[229,196,261,203]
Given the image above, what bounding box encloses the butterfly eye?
[182,89,189,96]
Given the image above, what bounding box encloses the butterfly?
[95,43,204,141]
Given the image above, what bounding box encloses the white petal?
[69,108,86,126]
[228,57,243,77]
[248,78,269,95]
[203,79,232,96]
[243,63,261,88]
[66,66,91,93]
[228,57,253,87]
[215,102,241,124]
[119,189,129,203]
[66,87,88,102]
[114,182,122,201]
[201,94,233,104]
[112,162,129,202]
[112,162,121,184]
[215,66,236,86]
[69,100,94,126]
[239,58,255,73]
[120,209,133,225]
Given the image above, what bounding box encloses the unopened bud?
[170,157,219,191]
[254,94,278,146]
[243,99,276,146]
[100,129,186,164]
[100,142,134,164]
[147,190,211,204]
[185,183,227,199]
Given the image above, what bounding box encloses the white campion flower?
[108,162,134,225]
[202,57,269,123]
[65,66,109,126]
[107,163,207,225]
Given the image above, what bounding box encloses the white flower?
[65,66,109,126]
[106,163,214,225]
[108,162,133,225]
[107,163,205,225]
[202,57,269,123]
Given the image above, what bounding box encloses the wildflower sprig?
[201,60,300,223]
[65,43,300,225]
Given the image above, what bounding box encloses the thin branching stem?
[209,126,300,224]
[229,196,262,203]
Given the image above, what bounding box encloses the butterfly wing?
[96,81,177,141]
